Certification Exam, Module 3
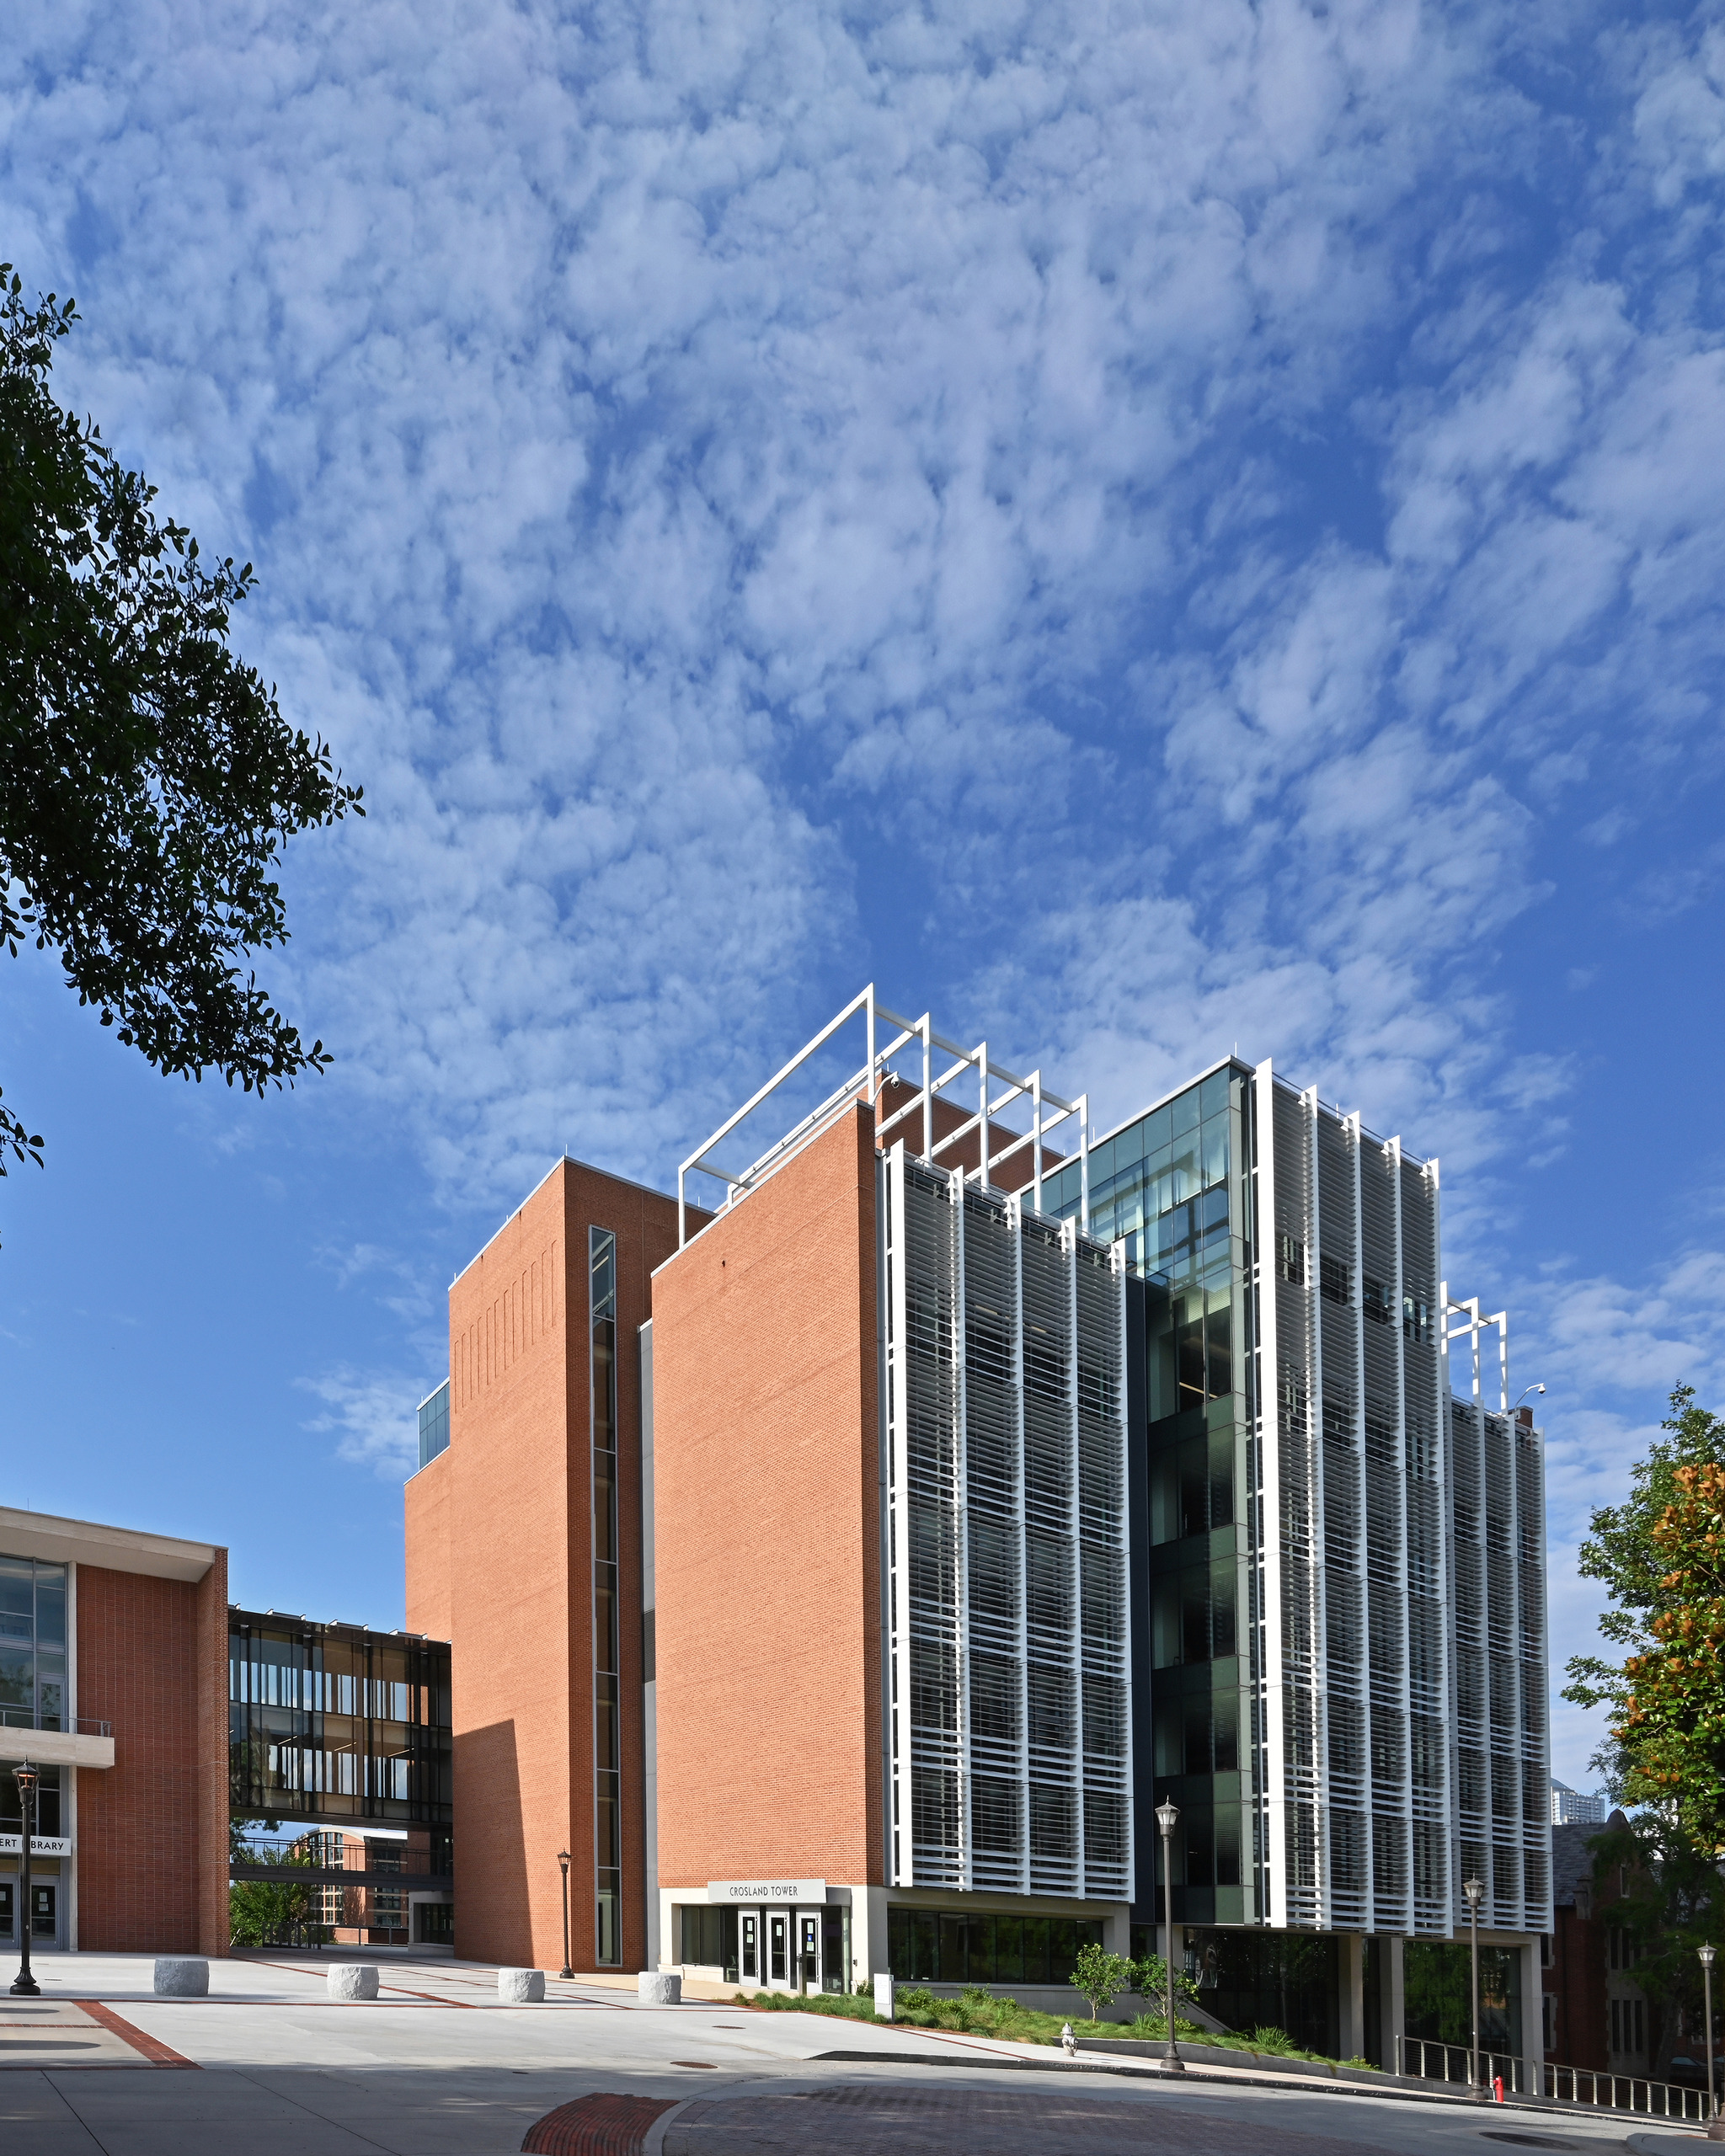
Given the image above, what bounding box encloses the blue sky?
[4,0,1725,1789]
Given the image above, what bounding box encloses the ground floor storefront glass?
[675,1903,850,1993]
[1404,1939,1520,2059]
[1130,1924,1341,2057]
[889,1908,1104,1986]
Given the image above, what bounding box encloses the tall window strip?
[590,1225,622,1966]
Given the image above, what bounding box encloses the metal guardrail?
[1397,2035,1721,2121]
[0,1710,112,1737]
[1397,2036,1529,2095]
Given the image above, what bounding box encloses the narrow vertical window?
[590,1226,621,1966]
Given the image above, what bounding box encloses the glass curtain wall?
[0,1555,67,1733]
[590,1225,622,1966]
[1044,1064,1259,1926]
[228,1615,453,1824]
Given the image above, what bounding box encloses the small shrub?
[1251,2025,1300,2054]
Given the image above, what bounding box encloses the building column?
[1338,1932,1366,2061]
[1386,1933,1407,2074]
[1519,1937,1543,2097]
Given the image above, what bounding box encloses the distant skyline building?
[1550,1780,1608,1827]
[403,987,1552,2069]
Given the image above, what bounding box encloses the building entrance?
[0,1878,58,1947]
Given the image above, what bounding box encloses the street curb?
[811,2047,1574,2117]
[521,2091,682,2154]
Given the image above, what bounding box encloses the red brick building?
[405,997,1133,1994]
[1,1505,228,1957]
[405,1157,684,1973]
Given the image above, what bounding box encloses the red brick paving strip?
[521,2092,679,2154]
[73,1999,199,2068]
[665,2087,1403,2154]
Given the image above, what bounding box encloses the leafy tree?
[0,264,360,1225]
[1129,1951,1199,2011]
[1070,1943,1135,2020]
[228,1877,321,1949]
[1586,1812,1725,2078]
[1563,1385,1725,1849]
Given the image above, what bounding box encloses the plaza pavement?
[0,1949,1694,2154]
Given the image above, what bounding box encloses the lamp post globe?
[1155,1798,1183,2075]
[1462,1876,1486,2101]
[557,1850,574,1981]
[10,1764,40,1998]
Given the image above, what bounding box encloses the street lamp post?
[1155,1798,1184,2076]
[10,1764,40,1998]
[1463,1875,1487,2101]
[1699,1944,1722,2139]
[557,1850,573,1980]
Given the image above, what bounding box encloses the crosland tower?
[405,988,1550,2071]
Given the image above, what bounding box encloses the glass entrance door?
[0,1882,11,1941]
[798,1911,820,1993]
[740,1912,759,1982]
[30,1882,55,1940]
[767,1910,788,1984]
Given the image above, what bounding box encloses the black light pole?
[1156,1798,1184,2075]
[557,1849,573,1980]
[10,1763,40,1998]
[1699,1944,1722,2139]
[1463,1875,1487,2100]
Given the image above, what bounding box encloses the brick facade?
[405,1157,681,1972]
[651,1103,884,1891]
[74,1553,229,1955]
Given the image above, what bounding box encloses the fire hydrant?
[1061,2023,1076,2057]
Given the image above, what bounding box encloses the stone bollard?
[873,1973,895,2023]
[152,1958,209,1997]
[327,1964,381,2002]
[638,1971,681,2004]
[499,1968,546,2004]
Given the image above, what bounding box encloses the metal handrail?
[0,1710,112,1737]
[1543,2063,1717,2120]
[1395,2035,1718,2121]
[1396,2035,1528,2094]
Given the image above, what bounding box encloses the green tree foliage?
[228,1877,320,1949]
[1129,1951,1199,2010]
[0,264,361,1219]
[1586,1812,1725,2076]
[1563,1385,1725,1849]
[1069,1943,1135,2019]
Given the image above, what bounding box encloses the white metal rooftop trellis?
[677,985,1092,1245]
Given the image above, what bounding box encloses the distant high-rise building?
[1550,1779,1607,1826]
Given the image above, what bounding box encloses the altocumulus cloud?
[3,7,1723,1285]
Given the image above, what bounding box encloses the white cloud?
[299,1366,425,1480]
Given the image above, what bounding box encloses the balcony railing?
[0,1710,112,1737]
[1397,2036,1720,2121]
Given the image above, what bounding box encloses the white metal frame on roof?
[1443,1291,1510,1412]
[676,985,1091,1245]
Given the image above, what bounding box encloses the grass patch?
[730,1988,1376,2073]
[736,1991,882,2023]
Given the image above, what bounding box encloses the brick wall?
[404,1449,454,1646]
[406,1158,681,1972]
[652,1103,884,1890]
[76,1556,228,1955]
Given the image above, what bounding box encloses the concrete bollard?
[873,1973,895,2022]
[499,1967,547,2004]
[327,1963,381,2002]
[638,1971,681,2004]
[152,1958,209,1997]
